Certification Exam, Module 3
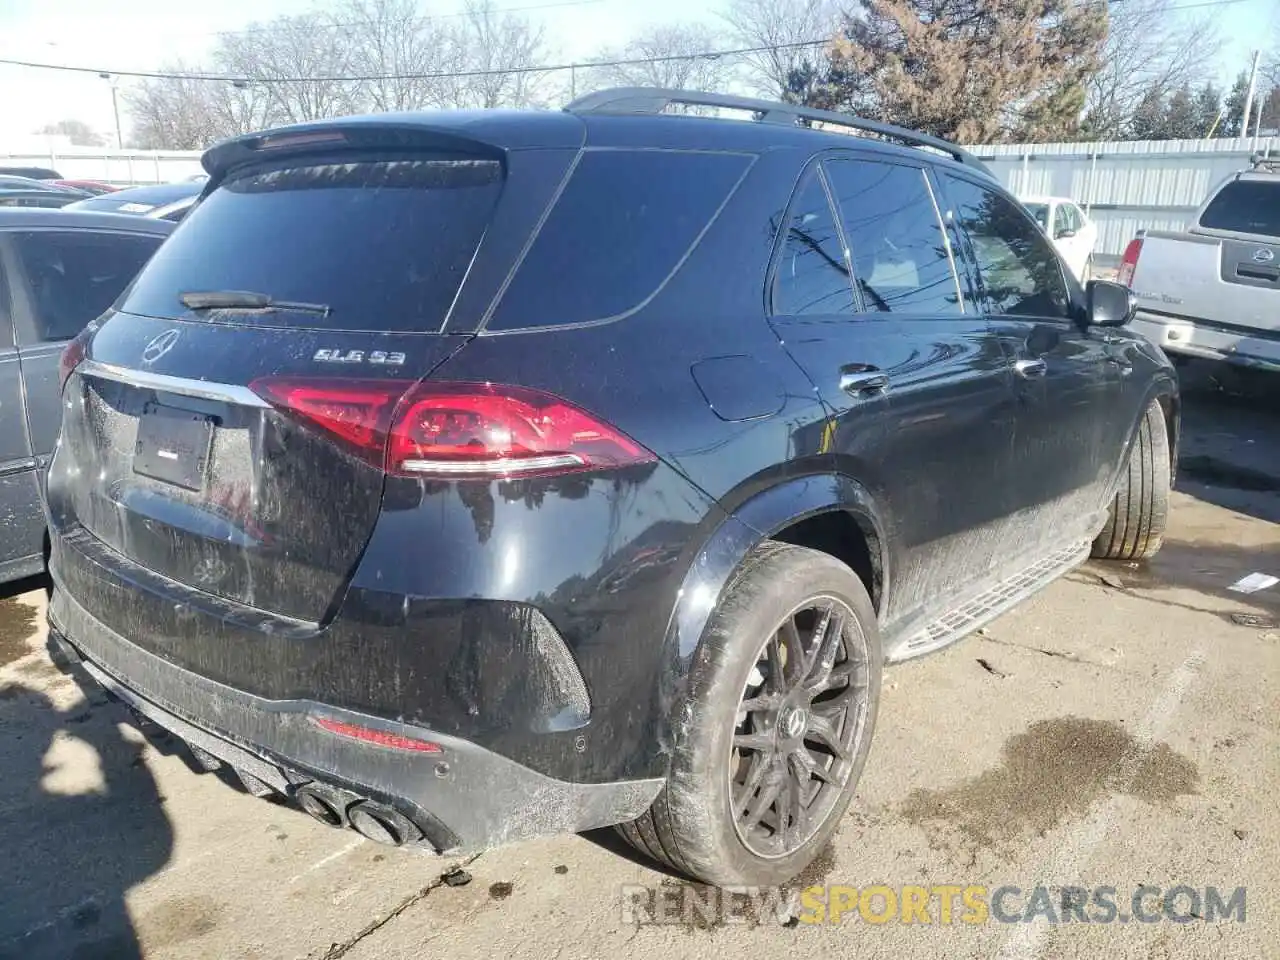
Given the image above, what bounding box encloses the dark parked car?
[0,166,63,180]
[0,177,89,209]
[55,180,120,196]
[0,209,171,583]
[64,181,203,221]
[45,89,1178,887]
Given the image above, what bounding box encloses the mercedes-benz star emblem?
[1252,248,1275,263]
[142,329,181,364]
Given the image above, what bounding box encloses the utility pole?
[1242,50,1261,140]
[99,72,123,148]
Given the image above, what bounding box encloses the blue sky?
[0,0,1269,145]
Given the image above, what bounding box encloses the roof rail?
[565,87,989,173]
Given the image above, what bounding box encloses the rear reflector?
[250,377,655,479]
[311,716,443,753]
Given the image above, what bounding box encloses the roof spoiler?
[201,120,509,179]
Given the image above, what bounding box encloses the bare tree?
[341,0,466,111]
[588,23,732,94]
[1083,0,1222,139]
[126,66,272,149]
[36,119,107,146]
[720,0,840,100]
[454,0,552,109]
[216,12,360,124]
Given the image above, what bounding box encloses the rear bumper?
[1130,311,1280,372]
[48,587,662,854]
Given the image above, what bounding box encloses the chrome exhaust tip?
[347,801,422,847]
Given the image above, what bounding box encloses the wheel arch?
[653,472,889,768]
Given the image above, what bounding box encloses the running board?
[886,541,1091,662]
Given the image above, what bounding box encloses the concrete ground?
[1,374,1277,960]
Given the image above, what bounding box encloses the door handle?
[1013,358,1048,379]
[839,370,890,397]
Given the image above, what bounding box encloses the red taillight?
[249,378,656,479]
[58,326,93,391]
[1117,237,1143,287]
[311,716,442,753]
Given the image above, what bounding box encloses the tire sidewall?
[665,544,882,887]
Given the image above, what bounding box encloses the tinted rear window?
[121,158,502,331]
[1199,180,1280,237]
[486,149,751,331]
[14,230,163,341]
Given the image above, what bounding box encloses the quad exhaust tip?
[347,801,422,847]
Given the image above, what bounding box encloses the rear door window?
[824,158,962,315]
[12,231,163,343]
[942,175,1071,320]
[487,149,752,331]
[771,172,855,317]
[121,158,503,331]
[1199,180,1280,237]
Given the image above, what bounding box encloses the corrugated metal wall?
[967,137,1278,261]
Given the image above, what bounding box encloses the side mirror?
[1087,279,1136,328]
[1056,228,1077,239]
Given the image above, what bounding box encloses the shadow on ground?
[1175,363,1280,525]
[0,657,173,959]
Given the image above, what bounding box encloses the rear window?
[120,158,502,331]
[486,149,752,331]
[1199,180,1280,237]
[13,230,162,342]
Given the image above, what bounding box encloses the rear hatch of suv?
[50,118,581,624]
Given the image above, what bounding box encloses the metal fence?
[969,136,1276,263]
[6,135,1274,263]
[0,148,204,186]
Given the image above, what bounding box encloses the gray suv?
[0,209,171,584]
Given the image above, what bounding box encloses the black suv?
[46,89,1177,887]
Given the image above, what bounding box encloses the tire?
[619,542,882,887]
[1092,400,1170,561]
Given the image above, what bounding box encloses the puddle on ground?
[901,716,1197,860]
[1081,538,1280,612]
[0,598,37,667]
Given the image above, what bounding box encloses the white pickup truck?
[1121,158,1280,373]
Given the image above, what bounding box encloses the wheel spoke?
[809,658,858,696]
[806,713,850,761]
[739,690,783,715]
[741,765,785,831]
[808,606,844,686]
[774,766,793,835]
[811,687,858,719]
[765,633,787,693]
[780,762,809,845]
[779,617,804,689]
[733,730,774,752]
[801,603,832,678]
[791,746,837,786]
[733,749,772,813]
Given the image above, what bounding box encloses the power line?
[140,0,608,43]
[0,0,1248,86]
[0,39,825,85]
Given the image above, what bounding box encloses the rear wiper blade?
[179,290,331,316]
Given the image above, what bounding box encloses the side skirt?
[884,540,1091,663]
